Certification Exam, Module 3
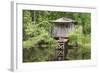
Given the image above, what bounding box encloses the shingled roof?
[51,17,75,23]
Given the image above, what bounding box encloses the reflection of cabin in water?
[51,17,76,61]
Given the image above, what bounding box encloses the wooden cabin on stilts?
[51,17,76,61]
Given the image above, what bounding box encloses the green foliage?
[68,26,91,60]
[23,10,58,62]
[23,10,91,62]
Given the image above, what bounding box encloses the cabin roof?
[51,17,75,23]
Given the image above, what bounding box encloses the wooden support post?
[55,37,65,61]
